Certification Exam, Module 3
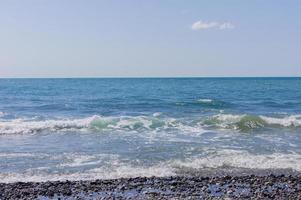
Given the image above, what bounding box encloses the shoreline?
[1,174,300,199]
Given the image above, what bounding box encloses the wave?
[260,115,301,127]
[0,150,300,182]
[60,150,301,173]
[0,112,5,117]
[0,164,174,183]
[175,99,228,109]
[1,113,301,135]
[0,117,94,135]
[0,115,206,135]
[195,98,227,108]
[172,149,301,172]
[202,114,301,132]
[197,98,213,103]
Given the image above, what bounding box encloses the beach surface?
[1,174,301,199]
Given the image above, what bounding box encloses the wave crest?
[0,115,206,135]
[0,116,96,134]
[202,114,301,132]
[1,113,301,135]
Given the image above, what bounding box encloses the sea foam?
[1,113,301,135]
[1,150,300,183]
[0,115,206,135]
[202,113,301,132]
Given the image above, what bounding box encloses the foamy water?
[0,78,301,182]
[1,114,301,135]
[1,149,301,183]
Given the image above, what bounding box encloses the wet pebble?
[0,174,301,199]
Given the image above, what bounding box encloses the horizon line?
[0,76,301,79]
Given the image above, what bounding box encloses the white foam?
[59,155,100,167]
[215,114,244,122]
[152,112,163,117]
[172,149,301,171]
[0,115,207,135]
[58,153,117,168]
[0,116,98,134]
[0,161,175,183]
[260,115,301,127]
[1,150,300,183]
[205,114,245,129]
[197,98,213,103]
[0,152,46,158]
[1,113,300,135]
[207,113,301,129]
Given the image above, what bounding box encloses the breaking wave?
[0,113,301,135]
[202,114,301,132]
[0,150,300,183]
[172,149,301,171]
[0,115,205,135]
[0,117,93,135]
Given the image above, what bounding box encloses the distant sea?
[0,78,301,182]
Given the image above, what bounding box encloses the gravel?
[0,174,301,199]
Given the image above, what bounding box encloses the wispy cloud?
[191,20,234,31]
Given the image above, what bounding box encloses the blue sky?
[0,0,300,77]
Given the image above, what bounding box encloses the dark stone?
[0,174,301,199]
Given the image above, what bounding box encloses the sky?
[0,0,301,77]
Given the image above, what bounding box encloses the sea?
[0,78,301,182]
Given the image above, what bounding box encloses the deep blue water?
[0,78,301,182]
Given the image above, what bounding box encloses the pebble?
[0,174,300,199]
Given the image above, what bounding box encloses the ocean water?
[0,78,301,182]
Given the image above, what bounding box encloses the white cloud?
[219,22,235,30]
[191,20,234,31]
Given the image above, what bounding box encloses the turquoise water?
[0,78,301,182]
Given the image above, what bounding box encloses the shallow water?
[0,78,301,182]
